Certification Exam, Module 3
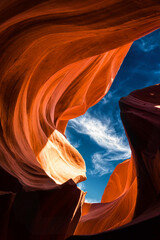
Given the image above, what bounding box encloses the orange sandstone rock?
[69,85,160,240]
[0,0,160,239]
[0,0,159,189]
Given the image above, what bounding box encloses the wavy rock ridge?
[0,0,160,239]
[71,84,160,239]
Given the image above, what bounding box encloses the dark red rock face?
[120,84,160,217]
[0,0,160,239]
[0,179,83,240]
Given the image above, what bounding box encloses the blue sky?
[66,29,160,203]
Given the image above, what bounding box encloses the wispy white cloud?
[89,153,114,176]
[154,70,160,75]
[153,65,160,76]
[72,141,81,149]
[65,133,81,149]
[138,40,159,52]
[136,32,160,52]
[77,182,86,191]
[68,112,131,176]
[68,113,130,153]
[77,182,100,202]
[89,150,130,176]
[101,92,113,105]
[85,197,99,203]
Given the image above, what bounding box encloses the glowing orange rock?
[71,84,160,239]
[0,0,160,239]
[74,158,137,235]
[0,0,159,189]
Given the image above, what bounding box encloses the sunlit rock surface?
[74,158,137,234]
[0,0,160,239]
[71,84,160,239]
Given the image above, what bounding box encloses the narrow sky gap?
[66,29,160,203]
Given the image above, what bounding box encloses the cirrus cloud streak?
[68,112,131,176]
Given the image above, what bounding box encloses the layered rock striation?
[70,84,160,239]
[0,0,160,239]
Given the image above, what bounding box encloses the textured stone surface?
[0,0,160,239]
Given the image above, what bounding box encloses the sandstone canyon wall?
[0,0,160,239]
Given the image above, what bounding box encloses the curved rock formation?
[0,176,84,240]
[74,158,137,235]
[69,84,160,239]
[0,0,160,239]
